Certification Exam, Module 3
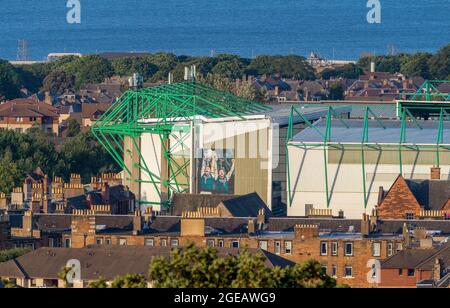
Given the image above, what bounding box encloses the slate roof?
[0,99,59,118]
[0,246,294,281]
[381,242,450,270]
[170,193,236,216]
[220,193,273,218]
[405,179,450,211]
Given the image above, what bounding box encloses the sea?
[0,0,449,61]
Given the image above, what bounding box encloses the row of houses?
[0,185,449,288]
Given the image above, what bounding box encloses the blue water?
[0,0,449,60]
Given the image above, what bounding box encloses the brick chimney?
[133,210,142,235]
[257,208,265,231]
[44,91,52,105]
[433,258,443,282]
[248,218,255,235]
[402,223,411,248]
[370,208,378,232]
[361,213,370,237]
[23,211,34,232]
[101,182,110,204]
[180,211,205,237]
[71,210,97,248]
[431,167,441,180]
[294,224,319,241]
[0,193,7,210]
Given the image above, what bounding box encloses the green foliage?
[65,55,114,89]
[110,274,147,288]
[148,244,337,288]
[65,119,81,137]
[42,70,76,95]
[148,52,180,82]
[0,248,31,263]
[0,128,118,193]
[57,266,73,288]
[112,56,158,81]
[1,278,19,288]
[400,52,432,79]
[428,44,450,80]
[246,55,315,80]
[328,83,344,100]
[320,63,363,80]
[0,59,21,100]
[87,278,109,288]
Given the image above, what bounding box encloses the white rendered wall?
[287,145,450,219]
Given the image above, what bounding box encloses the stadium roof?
[292,118,450,145]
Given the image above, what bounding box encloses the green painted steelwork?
[286,105,450,209]
[92,81,271,209]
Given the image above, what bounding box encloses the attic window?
[405,213,415,220]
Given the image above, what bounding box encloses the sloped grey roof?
[0,246,293,281]
[220,193,272,218]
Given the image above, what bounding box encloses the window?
[320,242,328,256]
[405,213,415,220]
[0,117,4,121]
[259,240,268,250]
[119,238,127,246]
[372,242,381,257]
[321,265,327,273]
[344,265,353,278]
[399,269,403,276]
[96,238,103,245]
[64,238,71,248]
[49,238,55,247]
[407,269,415,277]
[105,238,111,245]
[387,243,394,256]
[160,239,167,247]
[144,238,154,246]
[345,242,353,256]
[331,242,338,256]
[29,117,37,122]
[207,240,215,247]
[15,117,23,122]
[231,240,240,248]
[284,241,292,255]
[218,240,224,248]
[331,265,337,278]
[171,239,179,247]
[396,243,403,252]
[275,241,281,255]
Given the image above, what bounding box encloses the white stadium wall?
[287,145,450,219]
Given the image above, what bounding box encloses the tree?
[43,70,76,95]
[320,64,363,80]
[148,52,180,82]
[110,274,147,288]
[112,56,158,81]
[57,266,73,288]
[235,80,257,101]
[0,248,31,263]
[429,44,450,80]
[66,119,81,137]
[148,244,337,288]
[0,150,22,194]
[246,55,315,80]
[400,52,432,79]
[211,54,248,79]
[87,278,108,288]
[64,55,114,89]
[328,83,344,100]
[0,59,21,100]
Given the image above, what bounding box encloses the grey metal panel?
[291,118,450,145]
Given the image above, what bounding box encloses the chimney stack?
[257,208,265,231]
[294,224,319,241]
[433,258,443,282]
[180,211,205,237]
[247,218,255,235]
[370,61,376,73]
[133,210,142,235]
[361,213,370,237]
[431,167,441,180]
